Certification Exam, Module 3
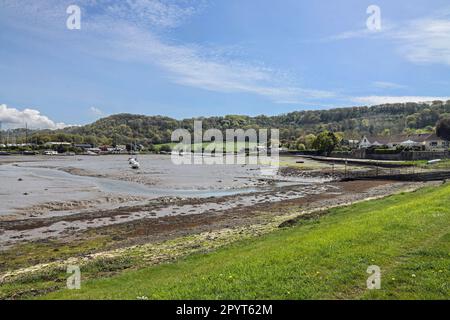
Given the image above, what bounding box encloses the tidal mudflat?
[0,155,331,245]
[0,154,427,297]
[0,155,417,245]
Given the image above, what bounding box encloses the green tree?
[159,144,172,153]
[436,118,450,141]
[334,132,344,143]
[304,134,316,149]
[84,135,98,146]
[312,131,339,156]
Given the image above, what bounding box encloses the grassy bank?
[38,183,449,300]
[401,159,450,169]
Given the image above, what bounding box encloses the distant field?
[154,141,259,152]
[41,183,450,300]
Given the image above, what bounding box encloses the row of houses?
[0,142,130,154]
[358,133,449,151]
[48,142,129,154]
[0,143,35,148]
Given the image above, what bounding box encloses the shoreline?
[0,154,442,299]
[0,179,437,299]
[1,179,432,274]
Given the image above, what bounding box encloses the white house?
[359,133,448,151]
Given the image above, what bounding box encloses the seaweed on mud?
[278,210,329,228]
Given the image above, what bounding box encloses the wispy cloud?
[394,17,450,66]
[324,18,395,41]
[327,11,450,66]
[1,0,336,105]
[0,104,72,129]
[3,1,447,111]
[90,107,104,116]
[352,96,450,106]
[87,0,202,29]
[1,0,201,29]
[83,6,336,104]
[372,81,407,90]
[326,27,386,41]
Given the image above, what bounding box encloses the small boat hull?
[129,158,140,169]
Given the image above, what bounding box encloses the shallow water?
[0,155,325,217]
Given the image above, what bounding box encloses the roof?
[363,133,446,145]
[74,144,92,147]
[405,133,442,142]
[362,136,390,145]
[45,141,71,145]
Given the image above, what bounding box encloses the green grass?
[0,235,134,300]
[38,183,450,300]
[0,235,112,273]
[400,159,450,169]
[0,256,136,300]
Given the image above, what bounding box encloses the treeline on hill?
[3,100,450,149]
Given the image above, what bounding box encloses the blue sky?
[1,0,450,129]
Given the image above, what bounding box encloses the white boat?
[129,157,140,169]
[43,150,58,156]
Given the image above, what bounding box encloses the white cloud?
[90,107,104,116]
[325,20,395,41]
[326,28,384,41]
[0,104,72,130]
[372,81,407,90]
[101,0,201,28]
[84,20,336,104]
[327,12,450,66]
[1,0,201,29]
[394,18,450,66]
[6,1,447,110]
[352,96,450,106]
[1,0,336,105]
